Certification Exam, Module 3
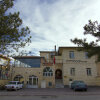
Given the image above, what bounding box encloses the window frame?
[85,52,88,59]
[43,67,53,77]
[86,68,92,76]
[69,51,75,59]
[48,82,52,87]
[70,68,75,76]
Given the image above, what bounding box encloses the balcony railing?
[43,59,63,64]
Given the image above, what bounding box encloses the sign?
[64,76,67,78]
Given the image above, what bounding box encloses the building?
[0,55,10,87]
[11,47,100,88]
[12,55,55,88]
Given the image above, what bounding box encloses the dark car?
[71,81,83,89]
[74,82,87,91]
[71,81,87,91]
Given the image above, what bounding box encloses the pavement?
[0,87,100,96]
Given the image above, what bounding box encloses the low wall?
[0,80,9,86]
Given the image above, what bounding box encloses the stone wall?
[11,64,55,88]
[61,48,97,86]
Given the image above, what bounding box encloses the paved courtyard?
[0,87,100,96]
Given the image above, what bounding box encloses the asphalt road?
[1,87,100,100]
[1,87,100,96]
[0,95,100,100]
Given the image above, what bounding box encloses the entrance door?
[28,75,38,88]
[41,80,46,88]
[55,69,62,79]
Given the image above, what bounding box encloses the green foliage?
[0,0,31,55]
[71,20,100,61]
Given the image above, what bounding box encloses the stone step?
[55,80,63,84]
[55,79,64,88]
[55,84,64,88]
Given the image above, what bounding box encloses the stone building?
[0,55,10,87]
[11,47,100,88]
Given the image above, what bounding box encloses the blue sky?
[10,0,100,55]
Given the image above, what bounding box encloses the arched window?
[43,67,53,77]
[14,75,23,82]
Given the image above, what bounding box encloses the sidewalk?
[0,87,100,96]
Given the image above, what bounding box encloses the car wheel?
[15,88,18,91]
[84,89,87,91]
[74,88,76,91]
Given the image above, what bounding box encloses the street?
[0,95,100,100]
[0,87,100,100]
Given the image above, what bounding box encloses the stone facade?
[7,47,100,88]
[59,47,97,86]
[11,56,55,88]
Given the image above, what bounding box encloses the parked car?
[5,81,23,91]
[74,82,87,91]
[71,81,83,89]
[71,81,87,91]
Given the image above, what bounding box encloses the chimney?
[55,45,56,55]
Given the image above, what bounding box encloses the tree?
[71,20,100,61]
[0,0,31,55]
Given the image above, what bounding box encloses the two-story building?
[11,47,100,88]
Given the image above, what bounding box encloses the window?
[50,52,55,58]
[86,68,92,76]
[18,82,20,84]
[85,52,88,59]
[43,67,53,77]
[69,51,75,59]
[14,75,23,81]
[48,82,52,86]
[0,69,9,79]
[70,68,75,76]
[46,54,49,59]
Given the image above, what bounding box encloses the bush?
[0,85,5,90]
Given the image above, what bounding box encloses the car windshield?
[78,83,85,85]
[8,82,17,84]
[72,81,84,84]
[78,81,84,83]
[74,81,84,83]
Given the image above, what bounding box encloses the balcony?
[43,58,63,65]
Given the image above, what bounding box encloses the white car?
[5,81,23,90]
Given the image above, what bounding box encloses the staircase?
[55,79,64,88]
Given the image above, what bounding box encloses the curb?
[0,92,100,96]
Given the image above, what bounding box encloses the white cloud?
[10,0,100,55]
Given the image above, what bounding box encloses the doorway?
[27,75,38,88]
[55,69,62,79]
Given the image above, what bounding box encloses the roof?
[13,56,44,59]
[13,56,43,68]
[40,51,55,53]
[59,46,81,49]
[58,46,83,54]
